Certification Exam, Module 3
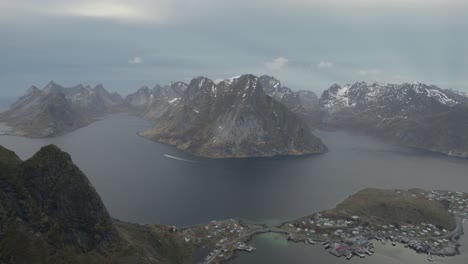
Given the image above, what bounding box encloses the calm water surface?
[0,114,467,262]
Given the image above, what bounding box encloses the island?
[139,74,327,158]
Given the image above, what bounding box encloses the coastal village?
[177,189,468,263]
[282,190,468,261]
[176,219,263,263]
[281,189,468,261]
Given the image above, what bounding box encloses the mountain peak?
[26,85,41,95]
[21,145,118,250]
[29,144,73,164]
[329,83,342,90]
[0,145,21,167]
[43,81,64,94]
[186,76,216,95]
[138,86,150,92]
[46,80,57,87]
[94,84,105,91]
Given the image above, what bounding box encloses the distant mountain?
[0,81,123,137]
[139,74,327,158]
[320,82,468,157]
[0,145,192,263]
[124,82,188,121]
[258,75,321,127]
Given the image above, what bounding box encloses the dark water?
[1,114,468,262]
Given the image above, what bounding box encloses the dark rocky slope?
[0,145,192,264]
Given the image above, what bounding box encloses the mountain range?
[320,82,468,157]
[0,81,123,137]
[2,77,468,157]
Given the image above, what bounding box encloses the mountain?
[258,75,321,126]
[0,81,123,137]
[124,82,188,121]
[124,86,152,110]
[0,145,192,264]
[320,82,468,157]
[0,144,117,262]
[139,74,327,158]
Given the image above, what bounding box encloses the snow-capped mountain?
[0,81,123,137]
[139,74,327,158]
[320,82,468,157]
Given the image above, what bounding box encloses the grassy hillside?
[328,188,455,230]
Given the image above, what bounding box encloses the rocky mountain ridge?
[0,81,123,137]
[139,74,327,158]
[320,82,468,157]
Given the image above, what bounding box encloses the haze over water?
[0,114,467,262]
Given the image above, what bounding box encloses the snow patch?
[168,98,180,104]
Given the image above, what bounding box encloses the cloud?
[264,57,289,71]
[128,56,144,64]
[1,0,467,25]
[357,69,380,76]
[318,61,334,69]
[63,2,148,21]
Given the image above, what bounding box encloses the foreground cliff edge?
[1,145,467,263]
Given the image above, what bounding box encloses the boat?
[163,154,194,163]
[354,251,365,258]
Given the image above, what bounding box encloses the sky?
[0,0,467,97]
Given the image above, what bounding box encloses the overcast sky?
[1,0,467,96]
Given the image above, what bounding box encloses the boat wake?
[164,154,195,163]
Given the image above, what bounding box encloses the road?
[204,227,289,263]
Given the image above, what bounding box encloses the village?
[175,190,468,263]
[281,190,468,261]
[177,219,262,263]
